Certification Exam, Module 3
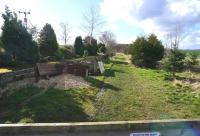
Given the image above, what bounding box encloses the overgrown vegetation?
[130,34,164,68]
[162,49,186,78]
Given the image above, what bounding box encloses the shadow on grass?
[0,87,91,123]
[86,76,121,91]
[104,69,126,77]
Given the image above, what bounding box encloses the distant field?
[181,49,200,56]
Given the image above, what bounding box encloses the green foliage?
[131,36,148,67]
[0,52,16,67]
[83,50,88,57]
[74,36,84,56]
[162,49,185,77]
[0,37,4,49]
[1,7,39,64]
[38,23,59,57]
[130,34,164,68]
[181,49,200,57]
[74,36,106,57]
[54,49,64,60]
[184,53,199,70]
[84,36,98,56]
[98,43,106,53]
[59,47,74,59]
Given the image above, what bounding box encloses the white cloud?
[100,0,142,24]
[100,0,200,49]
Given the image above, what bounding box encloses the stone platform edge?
[0,119,199,134]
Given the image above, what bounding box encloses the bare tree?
[82,5,104,43]
[60,22,71,45]
[99,31,116,47]
[165,23,189,49]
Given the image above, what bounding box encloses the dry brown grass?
[0,68,12,73]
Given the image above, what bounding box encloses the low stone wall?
[0,119,199,136]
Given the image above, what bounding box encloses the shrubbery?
[184,53,199,70]
[162,49,185,78]
[74,36,84,57]
[84,36,98,56]
[98,43,106,53]
[0,53,16,67]
[1,7,39,64]
[74,36,107,57]
[38,23,59,58]
[59,47,75,59]
[130,34,164,68]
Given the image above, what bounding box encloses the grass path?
[0,53,199,123]
[94,53,200,121]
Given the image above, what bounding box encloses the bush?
[38,23,59,57]
[83,50,88,57]
[130,34,164,68]
[162,49,185,77]
[74,36,84,56]
[184,53,199,70]
[84,36,98,56]
[59,47,75,59]
[98,43,106,53]
[0,53,16,67]
[1,7,39,64]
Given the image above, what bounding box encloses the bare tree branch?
[99,31,116,47]
[82,5,104,42]
[165,23,187,49]
[60,22,71,45]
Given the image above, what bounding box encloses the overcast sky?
[0,0,200,49]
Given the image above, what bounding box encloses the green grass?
[93,53,200,121]
[0,86,98,123]
[0,53,199,123]
[181,49,200,56]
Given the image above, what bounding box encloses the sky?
[0,0,200,49]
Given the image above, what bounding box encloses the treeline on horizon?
[0,6,199,77]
